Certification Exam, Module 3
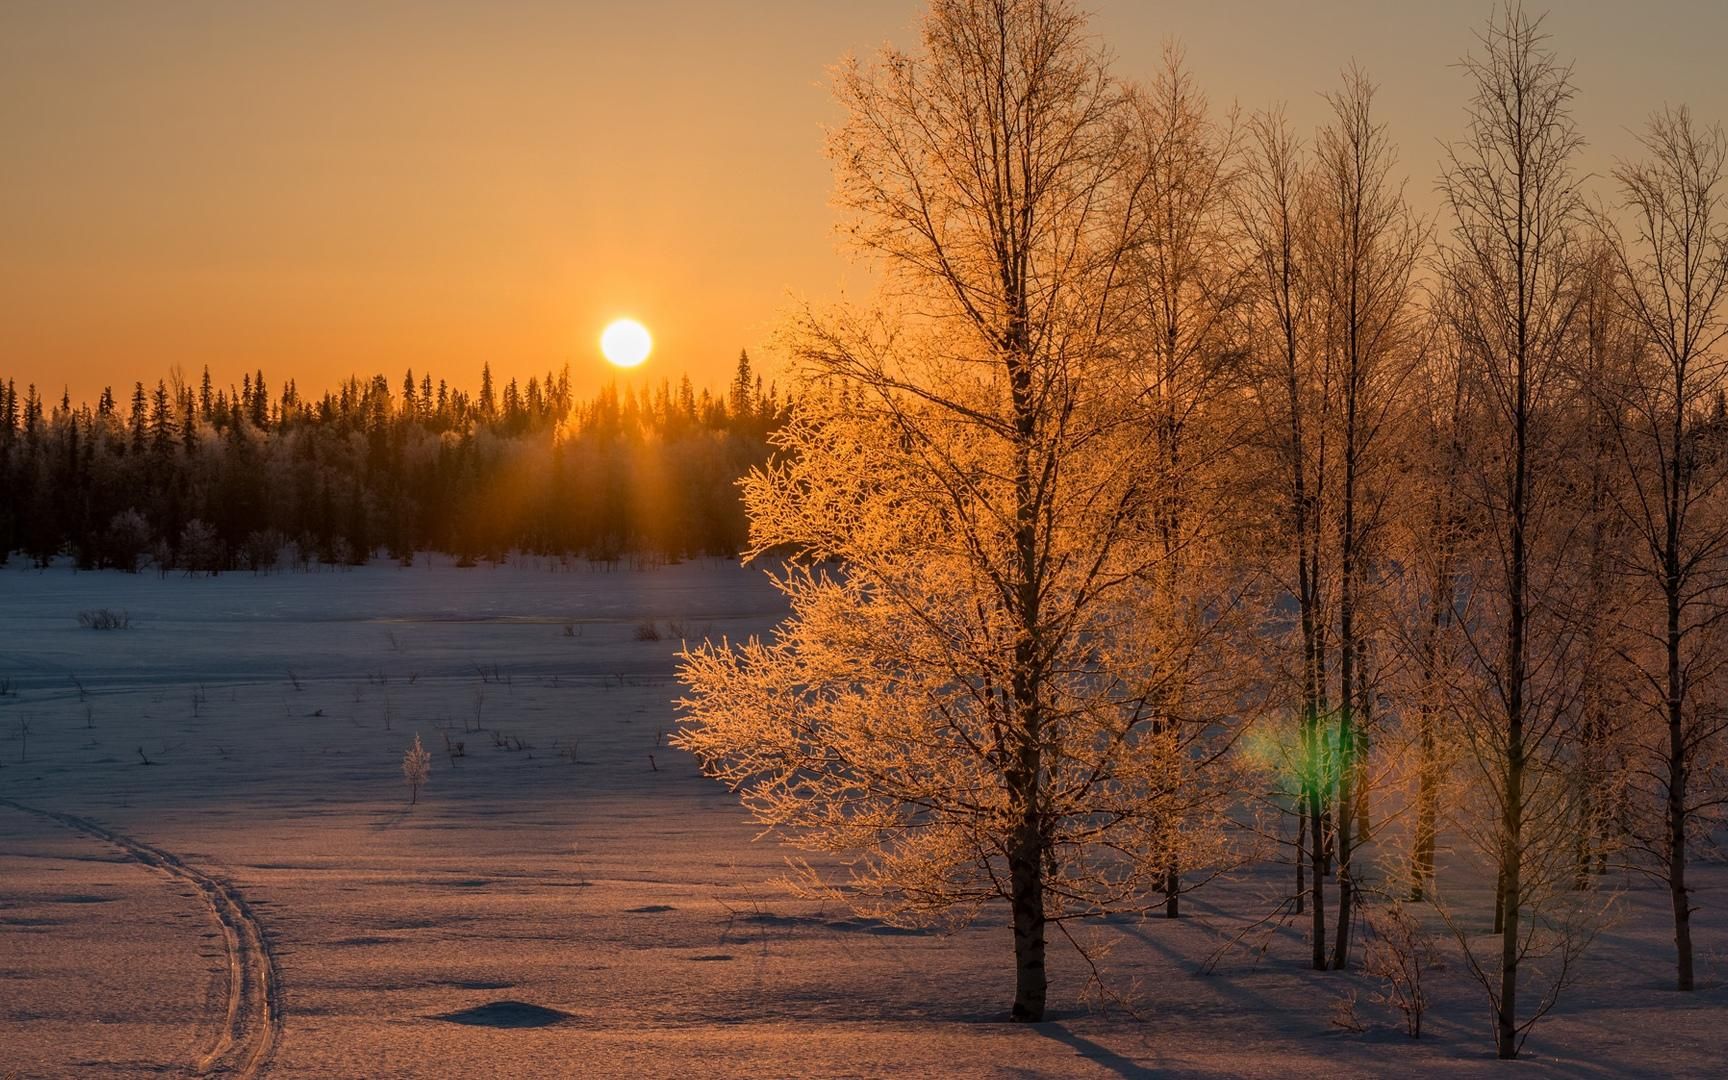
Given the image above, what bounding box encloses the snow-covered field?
[0,558,1722,1078]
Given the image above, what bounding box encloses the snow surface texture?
[0,557,1722,1078]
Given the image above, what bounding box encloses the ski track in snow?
[0,796,282,1079]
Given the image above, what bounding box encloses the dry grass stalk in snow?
[76,608,131,630]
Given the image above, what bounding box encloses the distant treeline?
[0,353,784,570]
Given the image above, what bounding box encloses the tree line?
[675,0,1728,1057]
[0,351,783,569]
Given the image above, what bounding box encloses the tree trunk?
[1332,700,1354,970]
[1296,803,1307,914]
[1668,586,1694,991]
[1332,484,1356,970]
[1411,701,1437,901]
[1492,862,1505,936]
[1670,806,1693,993]
[1574,761,1595,892]
[1009,827,1047,1022]
[1306,706,1328,969]
[1355,723,1371,840]
[1498,462,1526,1059]
[1497,744,1522,1058]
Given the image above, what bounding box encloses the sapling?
[1365,902,1437,1037]
[402,733,432,804]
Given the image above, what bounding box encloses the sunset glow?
[3,2,1726,1075]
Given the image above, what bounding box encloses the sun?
[600,318,652,368]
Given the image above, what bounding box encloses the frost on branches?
[676,0,1248,1022]
[402,733,431,805]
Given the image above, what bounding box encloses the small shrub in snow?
[1364,902,1436,1038]
[403,733,432,804]
[633,620,661,641]
[77,608,131,630]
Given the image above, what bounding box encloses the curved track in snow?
[0,798,281,1078]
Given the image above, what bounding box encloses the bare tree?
[1238,106,1333,967]
[1308,65,1425,970]
[677,0,1240,1022]
[1559,241,1640,889]
[1120,44,1247,920]
[1437,5,1595,1058]
[1389,312,1473,904]
[1599,105,1728,992]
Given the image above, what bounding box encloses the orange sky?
[4,1,1726,406]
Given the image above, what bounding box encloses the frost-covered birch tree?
[1599,106,1728,993]
[1119,45,1248,920]
[1307,65,1425,971]
[676,0,1240,1023]
[403,733,431,805]
[1237,107,1331,959]
[1437,5,1595,1058]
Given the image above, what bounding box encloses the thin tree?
[1600,105,1728,992]
[1238,106,1331,966]
[1308,65,1425,970]
[1121,44,1246,920]
[1437,5,1593,1058]
[1391,313,1473,903]
[1561,240,1639,889]
[678,0,1239,1022]
[403,733,431,805]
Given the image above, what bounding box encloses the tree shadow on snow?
[1032,1024,1164,1079]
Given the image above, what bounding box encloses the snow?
[0,558,1723,1077]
